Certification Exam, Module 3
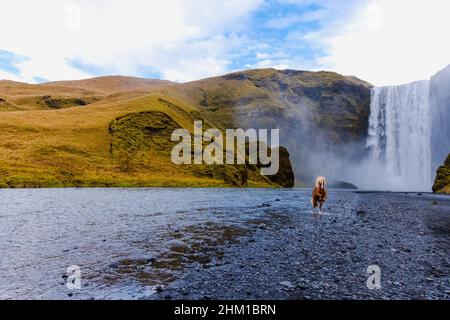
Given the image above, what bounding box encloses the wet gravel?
[1,188,448,300]
[149,191,450,300]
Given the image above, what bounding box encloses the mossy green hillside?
[433,154,450,194]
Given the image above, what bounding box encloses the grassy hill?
[44,75,173,94]
[0,69,372,188]
[0,74,293,188]
[433,154,450,194]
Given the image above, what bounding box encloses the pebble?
[279,281,294,289]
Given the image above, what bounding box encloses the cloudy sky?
[0,0,449,86]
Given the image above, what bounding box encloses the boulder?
[330,181,358,190]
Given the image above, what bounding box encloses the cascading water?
[338,65,449,192]
[367,81,432,191]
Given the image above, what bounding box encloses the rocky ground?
[148,191,450,300]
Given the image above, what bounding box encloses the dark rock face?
[330,181,358,190]
[433,154,450,194]
[223,69,371,145]
[245,142,295,188]
[265,146,295,188]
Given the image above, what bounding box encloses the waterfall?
[367,81,432,191]
[362,65,450,192]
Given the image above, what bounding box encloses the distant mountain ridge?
[43,75,173,94]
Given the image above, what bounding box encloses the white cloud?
[319,0,450,86]
[259,0,450,86]
[246,59,291,70]
[1,0,448,86]
[245,56,318,71]
[0,0,262,82]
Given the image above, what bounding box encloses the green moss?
[433,154,450,194]
[0,181,9,188]
[105,110,290,188]
[38,96,97,109]
[109,111,180,172]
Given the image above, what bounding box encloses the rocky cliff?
[168,68,372,183]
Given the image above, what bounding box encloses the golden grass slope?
[0,75,281,188]
[44,75,173,94]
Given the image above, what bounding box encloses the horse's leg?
[311,198,317,215]
[319,201,324,214]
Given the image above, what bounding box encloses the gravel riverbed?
[149,191,450,300]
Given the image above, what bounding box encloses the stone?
[279,281,294,289]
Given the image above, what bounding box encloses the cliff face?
[266,146,295,188]
[433,154,450,194]
[169,68,373,183]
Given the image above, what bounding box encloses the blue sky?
[0,0,449,85]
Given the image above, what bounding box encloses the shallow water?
[0,188,314,299]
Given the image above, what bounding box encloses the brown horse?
[312,176,327,213]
